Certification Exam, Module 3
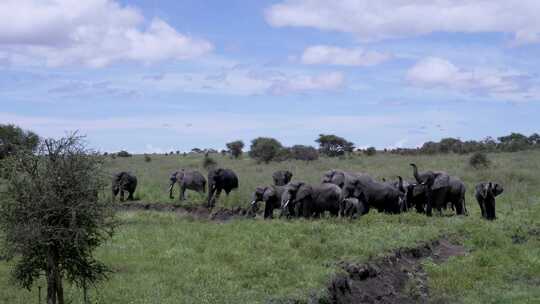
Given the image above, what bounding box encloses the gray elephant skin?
[207,168,239,208]
[250,185,286,219]
[112,172,137,201]
[340,197,368,219]
[323,170,403,214]
[169,169,206,200]
[410,164,467,216]
[272,170,293,186]
[281,181,341,218]
[475,182,503,220]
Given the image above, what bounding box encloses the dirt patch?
[117,202,250,221]
[317,239,466,304]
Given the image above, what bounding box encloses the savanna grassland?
[1,151,540,303]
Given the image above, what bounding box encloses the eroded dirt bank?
[117,201,251,221]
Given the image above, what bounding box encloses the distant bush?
[203,154,217,170]
[364,147,377,156]
[316,134,354,157]
[226,140,245,159]
[249,137,283,163]
[291,145,319,161]
[117,150,132,157]
[469,152,491,169]
[144,154,152,162]
[0,124,39,160]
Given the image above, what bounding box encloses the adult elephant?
[281,181,341,218]
[207,168,239,208]
[112,172,137,201]
[272,170,293,186]
[169,169,206,200]
[250,185,286,219]
[323,170,403,214]
[409,164,467,216]
[475,182,504,220]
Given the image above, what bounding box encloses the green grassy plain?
[1,151,540,303]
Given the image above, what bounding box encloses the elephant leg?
[211,189,222,207]
[119,189,125,202]
[425,189,433,217]
[487,199,496,220]
[478,199,486,218]
[128,190,134,201]
[180,185,186,201]
[263,201,274,219]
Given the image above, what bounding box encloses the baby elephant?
[340,197,369,219]
[272,170,293,186]
[169,169,206,200]
[112,172,137,201]
[475,182,504,220]
[250,185,286,219]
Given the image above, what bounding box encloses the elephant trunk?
[168,182,175,199]
[397,176,404,192]
[410,163,422,184]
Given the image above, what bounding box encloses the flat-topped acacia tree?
[0,134,116,304]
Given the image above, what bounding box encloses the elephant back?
[432,171,451,190]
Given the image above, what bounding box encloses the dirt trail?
[117,201,251,221]
[322,238,466,304]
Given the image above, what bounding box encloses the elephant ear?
[432,172,450,190]
[493,183,504,196]
[296,184,312,201]
[412,184,426,197]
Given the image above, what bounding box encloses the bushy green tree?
[249,137,283,163]
[290,145,319,161]
[226,140,245,159]
[0,124,39,160]
[0,134,116,304]
[315,134,354,157]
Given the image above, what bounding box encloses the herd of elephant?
[112,164,504,221]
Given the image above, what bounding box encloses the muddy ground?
[117,201,251,221]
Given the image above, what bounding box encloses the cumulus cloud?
[406,57,536,101]
[301,45,390,66]
[0,0,212,67]
[265,1,540,44]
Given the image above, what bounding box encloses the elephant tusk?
[283,199,290,208]
[250,200,257,206]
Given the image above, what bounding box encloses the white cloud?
[301,45,390,66]
[0,0,212,67]
[265,1,540,44]
[406,57,535,101]
[143,67,345,96]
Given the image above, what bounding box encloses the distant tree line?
[389,132,540,155]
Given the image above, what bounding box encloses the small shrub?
[364,147,377,156]
[203,154,217,170]
[144,154,152,162]
[117,150,132,157]
[469,152,491,169]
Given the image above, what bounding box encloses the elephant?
[112,172,137,201]
[475,182,504,220]
[324,170,403,214]
[169,169,206,200]
[340,197,369,219]
[272,170,293,186]
[207,168,239,208]
[250,185,286,219]
[281,181,341,218]
[409,164,467,216]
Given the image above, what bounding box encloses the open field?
[1,151,540,303]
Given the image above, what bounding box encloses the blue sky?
[1,0,539,153]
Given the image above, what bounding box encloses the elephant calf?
[340,198,368,219]
[112,172,137,202]
[250,185,286,219]
[272,170,293,186]
[169,169,206,200]
[207,168,239,208]
[475,182,504,220]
